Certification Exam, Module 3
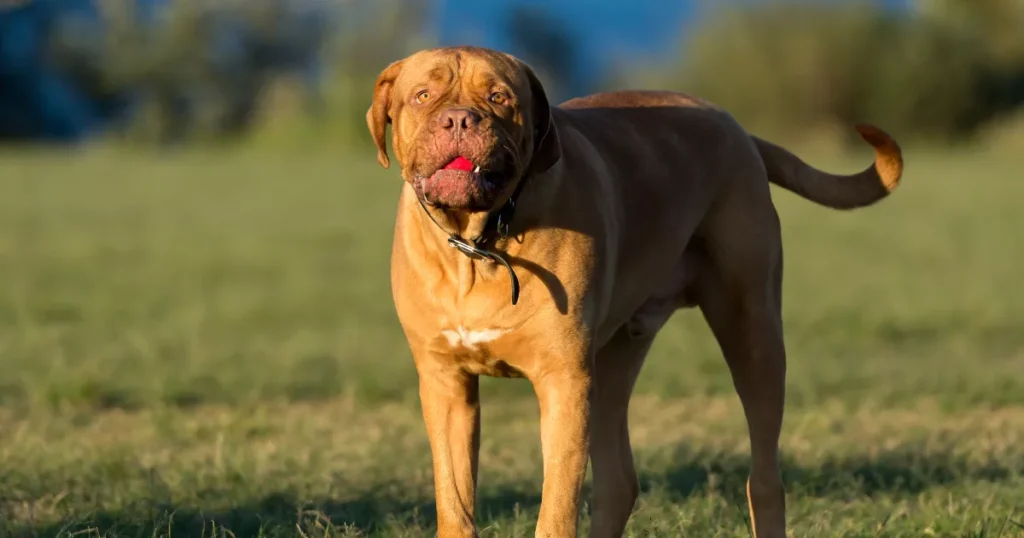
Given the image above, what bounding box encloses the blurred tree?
[916,0,1024,65]
[642,1,1022,145]
[47,0,343,145]
[332,0,433,77]
[914,0,1024,128]
[326,0,435,146]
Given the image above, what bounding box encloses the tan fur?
[367,46,903,538]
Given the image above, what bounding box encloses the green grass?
[0,144,1022,537]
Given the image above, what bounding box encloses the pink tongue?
[443,156,474,172]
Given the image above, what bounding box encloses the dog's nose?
[440,108,479,132]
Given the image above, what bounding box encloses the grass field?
[1,144,1022,537]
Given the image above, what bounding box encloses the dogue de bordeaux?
[365,46,903,538]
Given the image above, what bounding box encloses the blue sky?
[432,0,910,95]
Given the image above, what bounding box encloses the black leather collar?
[415,177,528,305]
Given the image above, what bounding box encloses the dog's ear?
[366,59,405,169]
[520,63,561,174]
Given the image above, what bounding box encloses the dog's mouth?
[417,155,510,210]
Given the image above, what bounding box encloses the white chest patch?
[440,326,509,350]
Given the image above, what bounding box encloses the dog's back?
[556,89,902,210]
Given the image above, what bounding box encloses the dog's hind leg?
[697,253,787,537]
[692,181,788,538]
[587,324,659,538]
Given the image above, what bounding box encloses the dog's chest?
[440,326,508,349]
[431,325,525,378]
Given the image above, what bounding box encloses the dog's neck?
[409,168,554,306]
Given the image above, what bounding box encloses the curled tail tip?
[854,123,904,193]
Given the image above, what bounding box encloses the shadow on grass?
[7,447,1018,537]
[641,444,1017,510]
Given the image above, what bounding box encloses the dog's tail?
[752,124,903,209]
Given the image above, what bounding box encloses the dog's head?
[366,47,561,211]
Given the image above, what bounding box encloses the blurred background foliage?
[2,0,1022,151]
[656,0,1024,146]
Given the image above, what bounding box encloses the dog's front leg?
[533,366,593,538]
[417,359,481,538]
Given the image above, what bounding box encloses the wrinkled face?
[366,47,560,211]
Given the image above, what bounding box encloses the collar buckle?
[496,198,514,241]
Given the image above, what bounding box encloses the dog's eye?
[489,92,508,105]
[415,90,431,104]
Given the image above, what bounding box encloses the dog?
[365,46,902,538]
